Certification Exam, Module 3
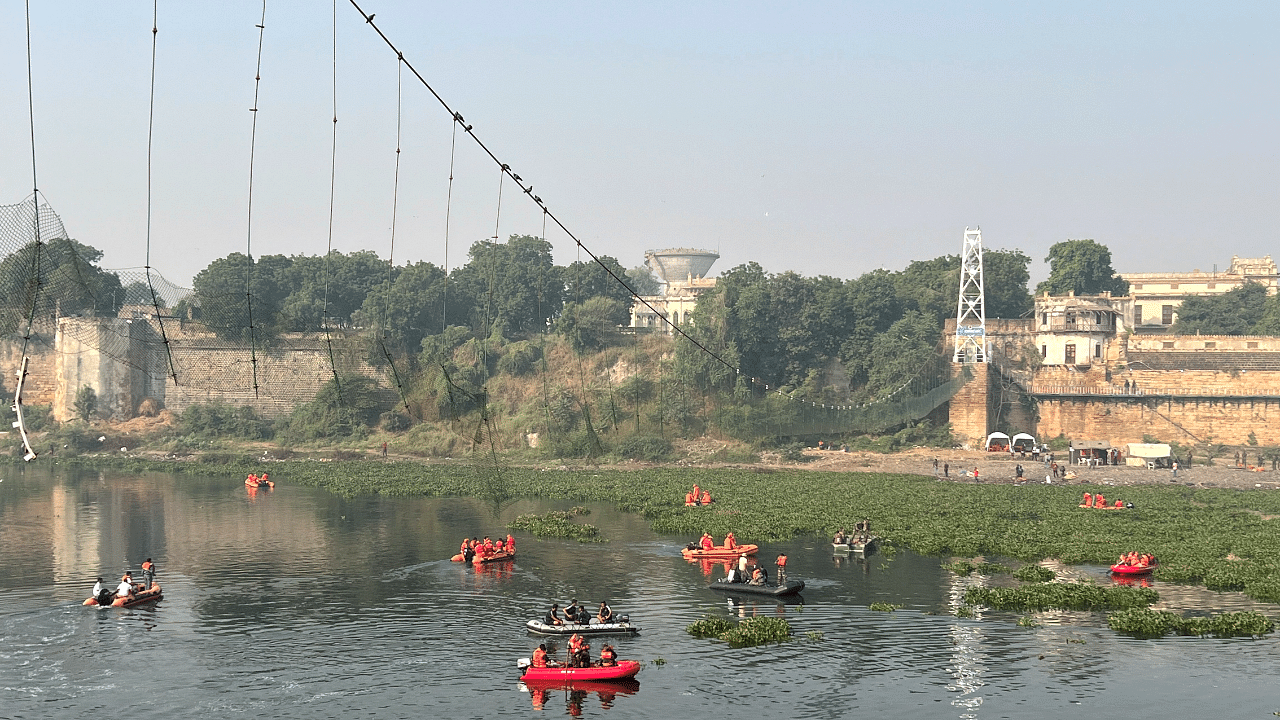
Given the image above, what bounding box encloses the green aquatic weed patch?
[1108,608,1275,638]
[508,509,602,542]
[944,561,1006,576]
[66,457,1280,605]
[964,583,1158,612]
[868,603,902,612]
[1012,564,1056,583]
[687,615,792,648]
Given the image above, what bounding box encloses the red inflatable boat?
[681,544,758,560]
[1109,562,1157,576]
[520,660,640,683]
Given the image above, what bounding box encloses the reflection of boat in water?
[83,583,163,608]
[519,659,641,682]
[520,677,640,694]
[1109,573,1153,588]
[709,578,805,597]
[526,618,639,636]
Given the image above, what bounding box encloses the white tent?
[1010,433,1036,449]
[984,432,1011,450]
[1126,443,1172,468]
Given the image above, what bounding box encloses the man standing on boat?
[141,558,156,589]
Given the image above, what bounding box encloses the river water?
[1,465,1276,719]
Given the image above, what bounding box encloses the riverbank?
[790,446,1280,491]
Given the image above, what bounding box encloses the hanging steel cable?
[242,0,269,398]
[377,54,414,418]
[142,0,179,387]
[319,0,348,429]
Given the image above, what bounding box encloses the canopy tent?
[984,432,1011,451]
[1126,443,1172,468]
[1070,439,1113,465]
[1010,433,1036,450]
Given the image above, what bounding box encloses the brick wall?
[1036,395,1280,446]
[948,362,993,446]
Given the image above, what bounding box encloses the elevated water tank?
[645,248,719,284]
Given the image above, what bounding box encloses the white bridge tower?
[952,227,987,363]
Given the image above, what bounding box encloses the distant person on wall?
[1172,460,1179,478]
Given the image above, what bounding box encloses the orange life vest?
[724,534,736,549]
[685,492,696,505]
[1082,493,1092,507]
[532,648,548,668]
[776,554,787,567]
[506,534,516,552]
[1114,499,1123,508]
[701,491,712,503]
[701,535,713,550]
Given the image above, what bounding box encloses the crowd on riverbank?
[790,446,1280,492]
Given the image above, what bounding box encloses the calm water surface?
[0,465,1276,719]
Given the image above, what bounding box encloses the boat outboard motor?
[616,614,629,624]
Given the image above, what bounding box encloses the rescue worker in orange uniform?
[775,553,788,584]
[700,491,713,505]
[685,491,697,506]
[1080,493,1093,508]
[532,644,550,668]
[700,533,714,551]
[506,534,516,553]
[598,644,617,667]
[724,532,737,550]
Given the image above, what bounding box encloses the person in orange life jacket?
[506,534,516,553]
[1081,493,1093,508]
[1114,499,1124,509]
[723,532,737,550]
[141,558,156,588]
[568,633,584,655]
[483,536,494,552]
[700,533,714,551]
[532,644,551,668]
[775,553,788,584]
[1093,494,1105,509]
[573,641,592,668]
[692,484,701,502]
[544,604,564,626]
[750,564,768,585]
[685,491,697,506]
[598,644,617,667]
[700,490,713,504]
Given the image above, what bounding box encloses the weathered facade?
[1121,255,1279,331]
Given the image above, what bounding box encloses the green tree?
[1035,239,1129,296]
[866,311,940,397]
[0,238,124,334]
[562,255,634,326]
[557,297,626,353]
[277,250,389,332]
[451,235,563,335]
[73,385,97,422]
[190,252,293,341]
[626,265,662,296]
[354,261,456,360]
[284,373,385,439]
[1174,283,1269,335]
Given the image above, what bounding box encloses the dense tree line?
[1173,283,1280,336]
[679,249,1034,402]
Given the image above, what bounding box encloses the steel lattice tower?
[952,227,987,363]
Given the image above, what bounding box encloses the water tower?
[644,248,719,292]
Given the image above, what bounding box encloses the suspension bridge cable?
[320,0,347,427]
[242,0,269,398]
[15,0,45,461]
[378,53,414,417]
[143,0,180,386]
[442,118,457,334]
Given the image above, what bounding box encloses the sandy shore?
[786,445,1280,491]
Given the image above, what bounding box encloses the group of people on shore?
[543,598,614,627]
[459,534,516,562]
[1079,493,1132,510]
[684,483,715,506]
[1116,551,1156,568]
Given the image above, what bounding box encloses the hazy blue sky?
[2,1,1277,288]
